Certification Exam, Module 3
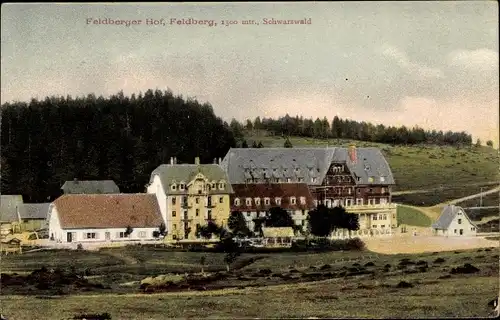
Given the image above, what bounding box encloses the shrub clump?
[396,281,414,288]
[434,258,445,264]
[450,263,480,274]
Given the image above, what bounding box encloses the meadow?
[1,245,498,319]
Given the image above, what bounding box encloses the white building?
[431,204,478,236]
[48,194,164,243]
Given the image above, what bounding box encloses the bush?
[450,263,480,274]
[396,281,413,288]
[76,244,83,250]
[434,258,445,264]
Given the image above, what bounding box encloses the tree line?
[230,114,475,147]
[0,90,236,202]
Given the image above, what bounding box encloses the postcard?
[1,2,498,319]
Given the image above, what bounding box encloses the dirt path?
[393,181,499,196]
[363,235,498,254]
[449,186,500,205]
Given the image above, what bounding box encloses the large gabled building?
[147,157,233,240]
[220,146,398,236]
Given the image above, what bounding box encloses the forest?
[229,115,474,147]
[0,89,475,203]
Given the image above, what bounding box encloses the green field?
[1,246,498,319]
[396,205,433,227]
[245,135,499,194]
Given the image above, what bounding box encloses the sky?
[1,2,499,146]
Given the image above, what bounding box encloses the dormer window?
[275,197,282,205]
[246,198,252,206]
[255,198,261,206]
[264,197,270,205]
[171,184,177,191]
[179,183,185,191]
[211,182,216,189]
[287,178,292,183]
[381,187,385,194]
[234,198,240,206]
[219,182,225,190]
[312,177,317,183]
[300,197,306,205]
[290,197,296,205]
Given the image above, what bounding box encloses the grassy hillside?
[244,134,499,197]
[397,205,433,227]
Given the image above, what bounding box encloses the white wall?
[50,226,160,243]
[442,210,477,236]
[147,175,168,225]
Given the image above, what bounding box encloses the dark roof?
[52,194,163,229]
[220,147,395,186]
[149,164,233,194]
[230,183,315,211]
[61,180,120,194]
[432,205,477,229]
[18,203,50,220]
[0,195,23,223]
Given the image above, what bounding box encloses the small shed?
[262,227,295,247]
[432,205,478,237]
[17,203,50,231]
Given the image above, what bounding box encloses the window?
[211,183,216,189]
[379,214,383,220]
[198,189,202,194]
[300,197,306,205]
[454,229,457,233]
[458,219,462,224]
[471,227,475,231]
[356,198,363,205]
[383,214,387,220]
[312,177,317,183]
[275,197,281,205]
[298,178,304,182]
[196,198,199,204]
[173,224,177,230]
[290,197,296,205]
[84,232,96,239]
[171,184,177,191]
[247,212,251,217]
[380,177,385,182]
[348,188,352,195]
[372,225,377,228]
[196,209,199,216]
[172,197,176,205]
[287,178,292,183]
[234,198,240,206]
[381,225,385,228]
[381,188,386,193]
[302,210,306,216]
[219,197,223,203]
[219,182,225,190]
[313,200,318,207]
[380,198,387,204]
[368,199,375,205]
[139,231,146,238]
[458,211,462,215]
[246,198,252,206]
[172,211,177,217]
[118,232,128,238]
[301,220,305,226]
[180,184,185,191]
[373,215,377,220]
[264,198,270,205]
[255,198,261,206]
[357,189,361,194]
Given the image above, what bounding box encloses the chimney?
[170,157,174,165]
[348,145,357,163]
[213,158,217,164]
[74,178,79,184]
[195,157,200,165]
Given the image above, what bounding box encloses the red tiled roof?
[53,194,163,229]
[230,183,315,211]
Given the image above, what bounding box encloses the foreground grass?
[2,275,497,319]
[247,135,499,193]
[1,246,498,319]
[397,205,433,227]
